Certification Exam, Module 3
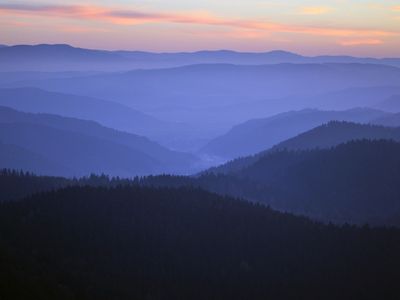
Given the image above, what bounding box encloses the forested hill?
[201,110,389,159]
[1,185,400,299]
[140,139,400,226]
[235,139,400,223]
[3,139,400,226]
[272,121,400,151]
[207,121,400,175]
[0,169,133,202]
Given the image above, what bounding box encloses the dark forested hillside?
[227,140,400,224]
[272,121,400,151]
[1,185,400,300]
[207,121,400,175]
[3,138,400,225]
[0,169,71,202]
[0,169,133,202]
[201,109,388,160]
[144,139,400,225]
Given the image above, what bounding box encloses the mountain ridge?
[1,183,399,299]
[0,87,177,140]
[0,106,198,176]
[206,121,400,175]
[5,62,400,131]
[2,44,400,71]
[201,108,390,160]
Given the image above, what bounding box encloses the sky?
[0,0,400,56]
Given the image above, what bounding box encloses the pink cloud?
[339,39,384,46]
[58,25,112,34]
[0,3,397,39]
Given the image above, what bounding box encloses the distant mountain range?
[1,44,400,71]
[2,44,400,156]
[0,87,216,151]
[0,106,198,176]
[218,86,400,122]
[3,120,400,226]
[0,87,183,141]
[0,44,127,71]
[0,70,102,85]
[201,108,390,160]
[4,62,400,132]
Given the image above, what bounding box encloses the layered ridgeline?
[3,123,400,226]
[1,44,400,71]
[4,62,400,127]
[149,123,400,226]
[0,106,198,176]
[148,141,400,226]
[0,169,132,202]
[201,109,389,160]
[1,184,400,299]
[208,121,400,174]
[3,48,400,150]
[0,44,129,71]
[0,87,195,148]
[3,87,397,156]
[0,87,168,138]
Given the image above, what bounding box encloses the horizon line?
[1,42,399,59]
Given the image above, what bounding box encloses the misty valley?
[1,44,400,299]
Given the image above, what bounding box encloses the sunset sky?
[1,0,400,56]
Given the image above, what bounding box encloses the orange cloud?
[299,6,332,15]
[0,3,397,39]
[392,6,400,12]
[339,39,384,46]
